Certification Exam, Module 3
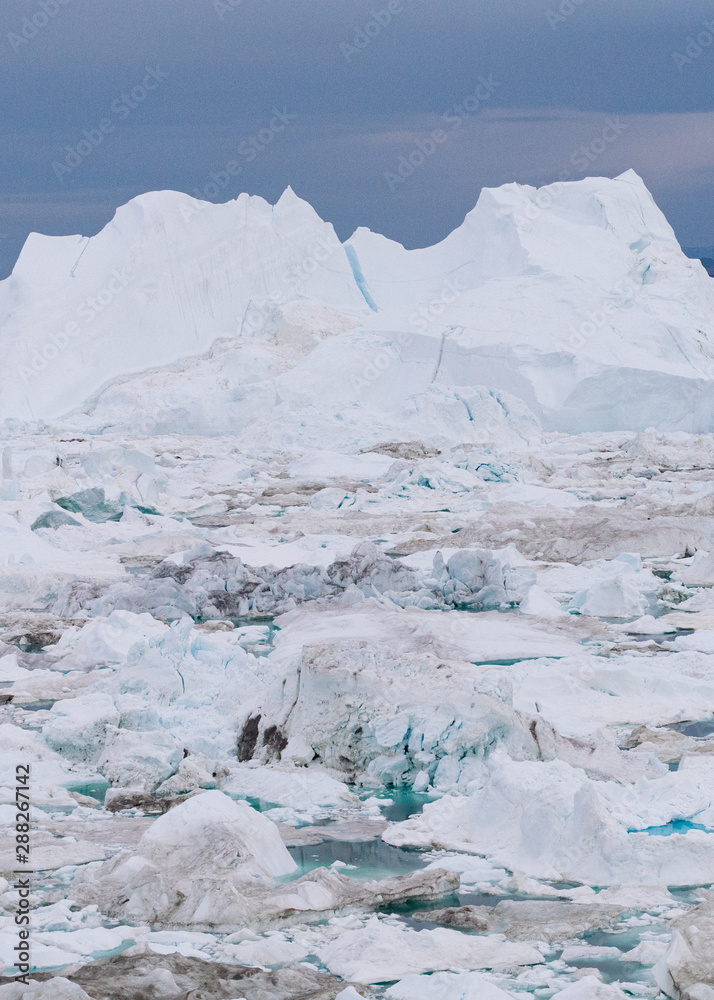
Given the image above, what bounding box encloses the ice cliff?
[1,170,713,440]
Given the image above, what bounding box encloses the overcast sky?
[2,0,714,276]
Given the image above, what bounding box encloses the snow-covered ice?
[318,915,543,982]
[1,172,713,996]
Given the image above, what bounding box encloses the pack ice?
[1,172,714,999]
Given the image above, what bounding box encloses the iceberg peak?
[1,172,712,435]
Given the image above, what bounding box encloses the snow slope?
[1,171,713,440]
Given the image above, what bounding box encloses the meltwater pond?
[64,778,111,802]
[364,789,435,822]
[554,927,669,989]
[286,838,428,881]
[635,819,710,836]
[670,717,714,738]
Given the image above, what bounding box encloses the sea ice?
[383,755,714,885]
[654,896,714,998]
[43,694,120,763]
[0,981,92,999]
[319,915,543,983]
[385,970,515,999]
[552,979,629,998]
[1,171,714,995]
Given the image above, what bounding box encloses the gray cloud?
[1,0,713,275]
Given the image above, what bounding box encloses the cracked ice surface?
[1,174,714,998]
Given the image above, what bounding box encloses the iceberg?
[1,172,712,439]
[2,171,714,995]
